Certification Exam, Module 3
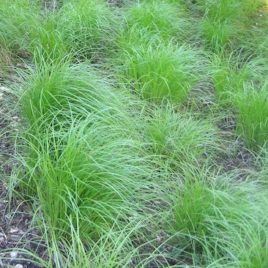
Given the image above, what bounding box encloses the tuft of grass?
[235,83,268,149]
[145,106,219,170]
[168,175,268,266]
[212,55,251,105]
[30,15,67,63]
[0,0,40,56]
[199,0,265,51]
[0,0,117,63]
[123,1,190,44]
[19,119,148,240]
[239,9,268,59]
[17,61,153,242]
[20,61,139,130]
[119,43,206,102]
[55,0,117,61]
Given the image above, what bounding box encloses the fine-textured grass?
[145,106,220,170]
[19,118,148,240]
[198,0,265,51]
[55,0,117,61]
[168,174,268,266]
[239,9,268,59]
[0,0,40,55]
[118,43,206,102]
[30,16,67,63]
[20,61,142,134]
[13,59,169,267]
[0,0,117,63]
[235,84,268,149]
[123,1,190,45]
[211,54,265,105]
[16,61,155,244]
[2,0,268,267]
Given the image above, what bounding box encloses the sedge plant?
[168,173,268,266]
[55,0,117,61]
[123,1,191,45]
[118,43,207,103]
[145,105,220,171]
[211,54,262,105]
[198,0,265,51]
[15,60,162,251]
[234,83,268,149]
[0,0,41,56]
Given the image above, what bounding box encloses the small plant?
[18,62,151,242]
[20,61,135,127]
[20,119,148,240]
[56,0,116,60]
[120,43,206,102]
[201,19,236,51]
[172,180,214,236]
[145,106,219,169]
[124,1,189,44]
[235,84,268,149]
[0,0,40,55]
[30,15,67,63]
[169,176,268,266]
[198,0,265,51]
[211,55,253,104]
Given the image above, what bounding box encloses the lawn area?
[0,0,268,267]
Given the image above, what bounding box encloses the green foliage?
[56,0,116,60]
[124,1,189,44]
[235,84,268,149]
[146,106,219,169]
[0,0,116,62]
[21,119,147,240]
[18,62,151,241]
[212,55,250,104]
[3,0,268,266]
[30,15,67,63]
[198,0,265,51]
[120,44,205,102]
[0,0,40,54]
[169,176,268,266]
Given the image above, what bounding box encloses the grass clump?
[56,0,116,61]
[123,1,190,44]
[211,55,257,105]
[20,61,139,129]
[0,0,117,63]
[0,0,40,56]
[120,44,206,102]
[240,9,268,59]
[168,176,268,266]
[199,0,265,51]
[146,106,219,169]
[17,61,152,243]
[30,15,67,63]
[19,118,147,240]
[235,84,268,149]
